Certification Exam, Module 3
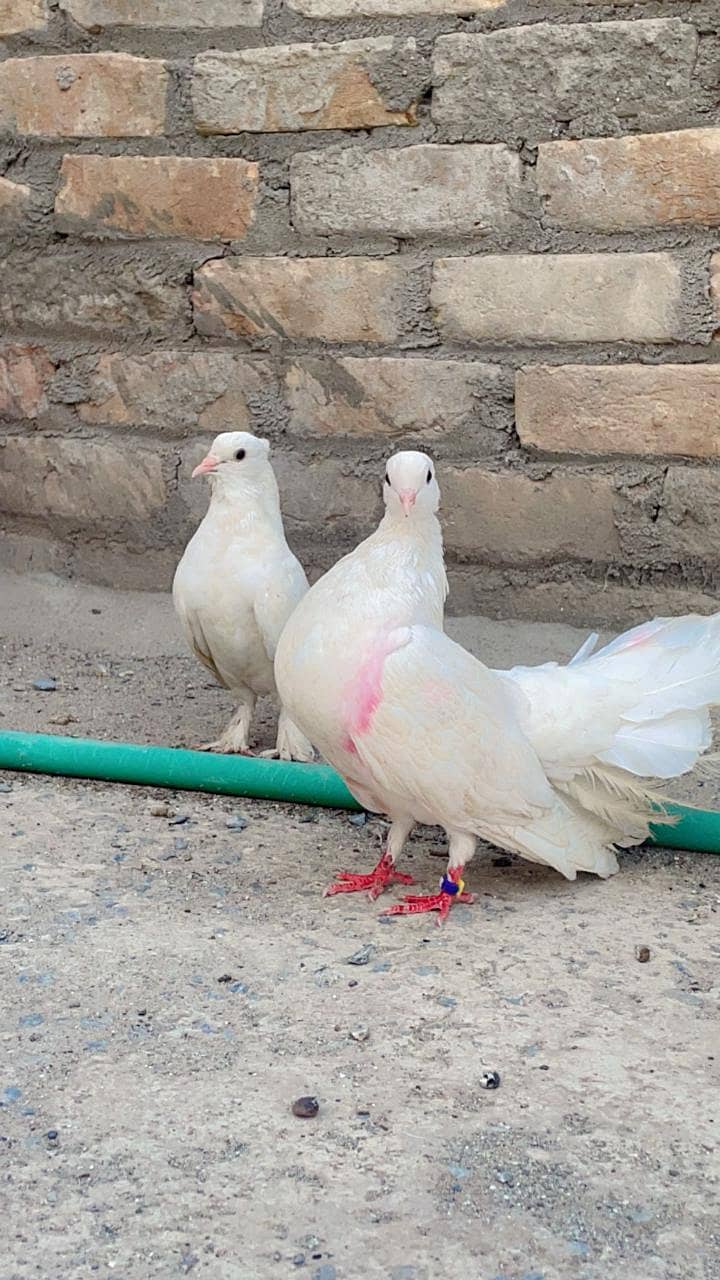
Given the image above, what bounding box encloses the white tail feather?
[557,765,677,846]
[583,613,720,781]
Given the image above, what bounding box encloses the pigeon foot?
[382,868,475,925]
[194,740,253,755]
[323,851,414,902]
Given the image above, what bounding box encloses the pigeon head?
[383,450,440,519]
[192,431,272,487]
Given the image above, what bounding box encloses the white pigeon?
[173,430,314,761]
[275,449,720,923]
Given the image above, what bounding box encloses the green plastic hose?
[0,729,360,810]
[0,729,719,852]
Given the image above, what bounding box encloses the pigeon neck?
[208,471,283,532]
[381,505,442,544]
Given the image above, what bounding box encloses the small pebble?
[32,678,57,692]
[349,1024,370,1042]
[635,945,651,963]
[0,782,12,794]
[169,814,190,826]
[217,974,234,984]
[298,813,318,824]
[292,1096,319,1119]
[225,816,248,831]
[292,1256,305,1268]
[346,944,373,966]
[149,802,171,818]
[480,1070,501,1091]
[348,812,367,827]
[91,607,102,615]
[46,1129,59,1142]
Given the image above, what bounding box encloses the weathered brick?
[56,156,258,241]
[0,54,168,138]
[274,455,380,542]
[538,129,720,233]
[0,346,56,420]
[285,357,503,437]
[60,0,262,29]
[193,257,407,343]
[0,437,165,523]
[442,468,619,560]
[288,0,504,15]
[432,253,682,344]
[432,20,696,141]
[0,0,47,34]
[656,469,720,560]
[1,249,188,339]
[291,143,523,238]
[77,351,272,434]
[516,364,720,460]
[0,176,32,233]
[192,39,419,134]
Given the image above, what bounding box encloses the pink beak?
[191,453,219,479]
[399,489,417,517]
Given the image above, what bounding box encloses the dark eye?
[426,469,432,484]
[235,449,246,461]
[384,473,390,485]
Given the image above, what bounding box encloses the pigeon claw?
[383,885,475,926]
[323,852,414,901]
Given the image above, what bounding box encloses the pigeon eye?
[235,449,246,461]
[384,473,390,485]
[426,469,432,484]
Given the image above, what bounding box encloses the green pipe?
[0,729,719,852]
[648,803,720,853]
[0,729,360,810]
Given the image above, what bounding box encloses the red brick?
[538,128,720,232]
[192,40,419,134]
[285,356,504,437]
[432,253,682,344]
[0,436,165,523]
[77,351,271,434]
[442,468,619,560]
[60,0,263,28]
[0,346,56,420]
[193,257,408,343]
[0,54,168,138]
[516,364,720,460]
[56,156,258,241]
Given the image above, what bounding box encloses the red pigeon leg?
[324,851,414,902]
[324,816,415,901]
[383,864,475,926]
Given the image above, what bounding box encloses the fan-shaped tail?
[587,613,720,781]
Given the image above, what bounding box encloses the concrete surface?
[1,571,719,1280]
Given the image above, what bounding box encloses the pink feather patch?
[342,628,410,746]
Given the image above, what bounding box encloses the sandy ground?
[1,571,719,1280]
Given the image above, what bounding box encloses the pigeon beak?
[191,453,219,479]
[399,489,417,517]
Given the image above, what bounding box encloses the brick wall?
[1,1,719,625]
